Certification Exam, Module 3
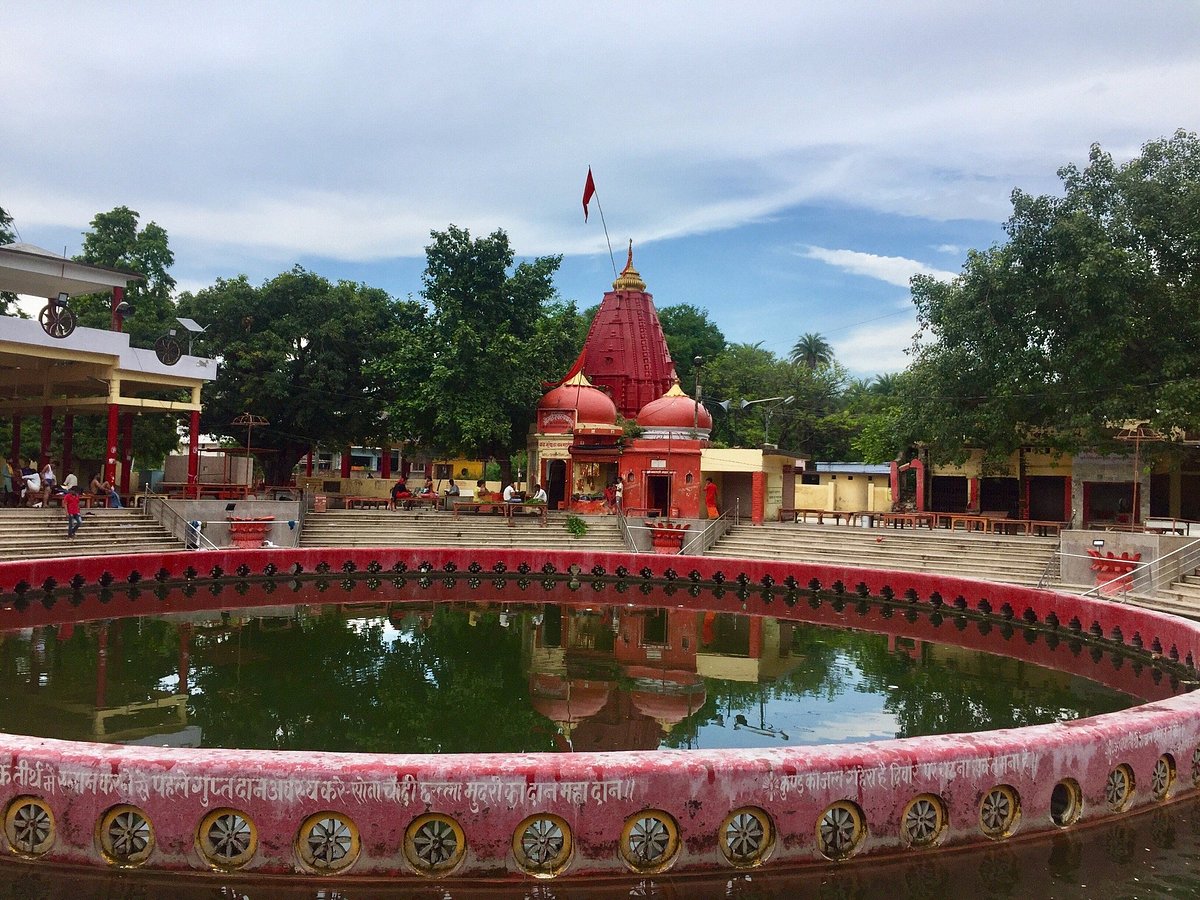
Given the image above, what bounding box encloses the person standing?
[63,486,82,537]
[705,477,719,518]
[614,478,624,510]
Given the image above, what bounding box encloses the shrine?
[528,246,715,519]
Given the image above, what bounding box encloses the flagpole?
[587,166,619,278]
[594,194,618,279]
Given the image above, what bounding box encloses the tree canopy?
[368,226,582,483]
[658,303,727,395]
[790,332,834,370]
[904,130,1200,465]
[0,205,18,317]
[73,206,177,346]
[178,267,403,484]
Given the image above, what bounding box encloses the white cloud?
[799,246,959,287]
[3,2,1197,264]
[934,244,963,255]
[834,318,921,378]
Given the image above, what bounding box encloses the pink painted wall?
[0,548,1197,879]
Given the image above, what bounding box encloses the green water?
[0,586,1155,753]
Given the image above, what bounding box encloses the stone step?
[708,523,1059,587]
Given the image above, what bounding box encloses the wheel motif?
[39,302,77,339]
[1050,779,1082,827]
[720,807,774,867]
[1105,765,1134,811]
[154,334,182,365]
[297,812,359,873]
[4,797,54,856]
[901,795,946,847]
[198,808,257,869]
[98,804,154,866]
[979,786,1020,839]
[1152,755,1175,801]
[404,813,465,876]
[619,810,679,873]
[513,813,572,877]
[818,801,865,860]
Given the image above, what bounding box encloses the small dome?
[538,371,618,426]
[637,381,712,429]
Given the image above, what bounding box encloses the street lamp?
[739,396,794,445]
[692,355,704,431]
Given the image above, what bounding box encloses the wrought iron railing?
[143,496,221,551]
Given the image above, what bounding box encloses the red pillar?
[341,446,352,478]
[104,404,119,486]
[751,470,765,525]
[381,444,392,479]
[110,286,125,332]
[40,406,52,469]
[305,449,314,477]
[187,410,200,498]
[178,623,192,694]
[62,414,74,476]
[119,413,134,495]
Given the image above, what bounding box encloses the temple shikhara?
[529,245,797,522]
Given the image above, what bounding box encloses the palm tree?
[790,333,834,370]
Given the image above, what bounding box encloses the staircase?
[0,507,186,562]
[299,510,626,552]
[708,523,1060,586]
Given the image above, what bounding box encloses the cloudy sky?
[4,2,1197,377]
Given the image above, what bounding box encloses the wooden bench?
[345,496,390,509]
[878,511,935,529]
[778,507,798,522]
[453,500,507,517]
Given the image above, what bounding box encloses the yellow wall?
[795,475,891,512]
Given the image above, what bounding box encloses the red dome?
[538,374,618,427]
[637,382,711,430]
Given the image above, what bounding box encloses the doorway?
[547,460,567,511]
[646,474,671,516]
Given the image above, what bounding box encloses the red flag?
[582,167,596,222]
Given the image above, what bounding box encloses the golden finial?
[612,240,646,291]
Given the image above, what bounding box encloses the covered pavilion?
[0,243,216,495]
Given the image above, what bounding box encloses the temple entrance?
[646,474,671,517]
[547,460,567,511]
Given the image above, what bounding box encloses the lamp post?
[231,412,268,488]
[692,356,704,431]
[739,396,794,445]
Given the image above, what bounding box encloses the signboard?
[650,459,667,469]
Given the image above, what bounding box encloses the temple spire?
[612,240,646,291]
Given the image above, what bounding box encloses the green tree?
[905,130,1200,466]
[370,226,581,484]
[178,267,405,484]
[790,332,834,370]
[657,303,727,395]
[0,205,20,317]
[73,206,177,345]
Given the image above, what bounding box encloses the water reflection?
[0,576,1181,754]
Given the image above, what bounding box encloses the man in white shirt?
[502,482,518,502]
[530,483,548,503]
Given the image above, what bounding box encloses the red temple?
[579,243,677,419]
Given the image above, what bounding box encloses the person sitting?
[474,479,490,500]
[445,478,460,497]
[21,463,41,507]
[422,477,436,496]
[528,483,548,503]
[502,482,521,502]
[389,478,413,510]
[103,478,123,508]
[90,473,107,504]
